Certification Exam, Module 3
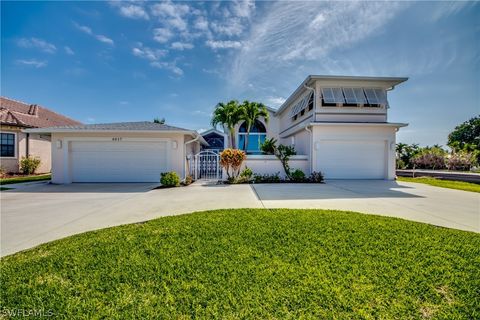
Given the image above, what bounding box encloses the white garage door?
[70,140,169,182]
[316,140,386,179]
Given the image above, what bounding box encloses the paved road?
[1,180,478,256]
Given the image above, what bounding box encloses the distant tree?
[154,117,165,124]
[396,143,420,169]
[239,101,269,151]
[211,100,242,148]
[447,116,480,150]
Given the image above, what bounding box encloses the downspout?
[26,133,30,157]
[304,125,313,174]
[303,81,316,174]
[184,134,201,181]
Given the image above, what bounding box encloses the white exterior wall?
[311,125,397,180]
[50,132,196,184]
[243,155,309,178]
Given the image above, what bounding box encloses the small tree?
[239,101,269,152]
[153,117,165,124]
[219,148,246,181]
[447,116,480,150]
[211,101,242,148]
[260,139,296,179]
[20,156,41,175]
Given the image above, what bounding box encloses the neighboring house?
[26,122,207,183]
[203,75,408,180]
[0,97,81,174]
[200,129,227,154]
[27,75,408,183]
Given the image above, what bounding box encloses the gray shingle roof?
[37,121,191,132]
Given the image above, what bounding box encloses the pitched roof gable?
[0,97,81,128]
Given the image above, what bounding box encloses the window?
[290,91,313,118]
[238,120,266,154]
[321,88,345,106]
[1,133,15,157]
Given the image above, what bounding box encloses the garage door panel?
[70,141,169,183]
[316,140,386,179]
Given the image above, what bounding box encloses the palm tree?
[211,100,242,148]
[239,100,269,152]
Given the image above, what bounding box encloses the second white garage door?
[70,140,169,182]
[315,140,387,179]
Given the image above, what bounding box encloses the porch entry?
[189,151,222,180]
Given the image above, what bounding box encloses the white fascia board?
[309,122,408,128]
[23,128,195,134]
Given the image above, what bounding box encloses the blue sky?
[1,1,478,146]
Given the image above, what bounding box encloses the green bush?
[260,137,277,155]
[308,171,324,183]
[253,172,281,183]
[160,172,180,187]
[289,169,306,182]
[19,156,41,175]
[235,167,253,184]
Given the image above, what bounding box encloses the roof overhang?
[23,128,209,145]
[308,122,408,128]
[275,75,409,115]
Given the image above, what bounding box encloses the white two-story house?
[225,75,408,180]
[27,75,407,183]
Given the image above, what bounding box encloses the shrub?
[220,149,246,181]
[289,169,306,182]
[412,146,446,170]
[446,152,475,171]
[235,167,253,184]
[0,166,6,178]
[275,144,297,179]
[160,171,180,187]
[253,172,281,183]
[308,171,324,183]
[19,156,41,175]
[396,143,420,169]
[260,137,277,155]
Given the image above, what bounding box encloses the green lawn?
[0,173,51,185]
[397,176,480,193]
[1,209,479,319]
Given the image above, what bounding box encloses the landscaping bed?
[1,209,478,319]
[0,173,51,185]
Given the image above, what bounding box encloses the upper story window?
[1,133,15,157]
[290,91,314,121]
[238,120,266,154]
[321,87,387,108]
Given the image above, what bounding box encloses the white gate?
[189,151,222,180]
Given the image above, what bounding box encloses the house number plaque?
[112,137,122,141]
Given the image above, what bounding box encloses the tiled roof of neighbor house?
[36,121,192,132]
[0,96,81,128]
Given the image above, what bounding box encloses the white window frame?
[0,131,17,159]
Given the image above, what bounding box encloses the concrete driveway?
[1,180,478,256]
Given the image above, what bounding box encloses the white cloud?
[150,61,184,76]
[194,15,209,31]
[16,59,47,68]
[231,0,255,19]
[430,1,474,22]
[206,40,242,49]
[119,4,149,20]
[64,46,75,55]
[153,28,173,43]
[230,1,408,89]
[210,19,245,37]
[151,1,190,31]
[17,38,57,54]
[132,45,167,61]
[74,22,114,45]
[170,42,194,50]
[95,35,114,45]
[265,96,286,107]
